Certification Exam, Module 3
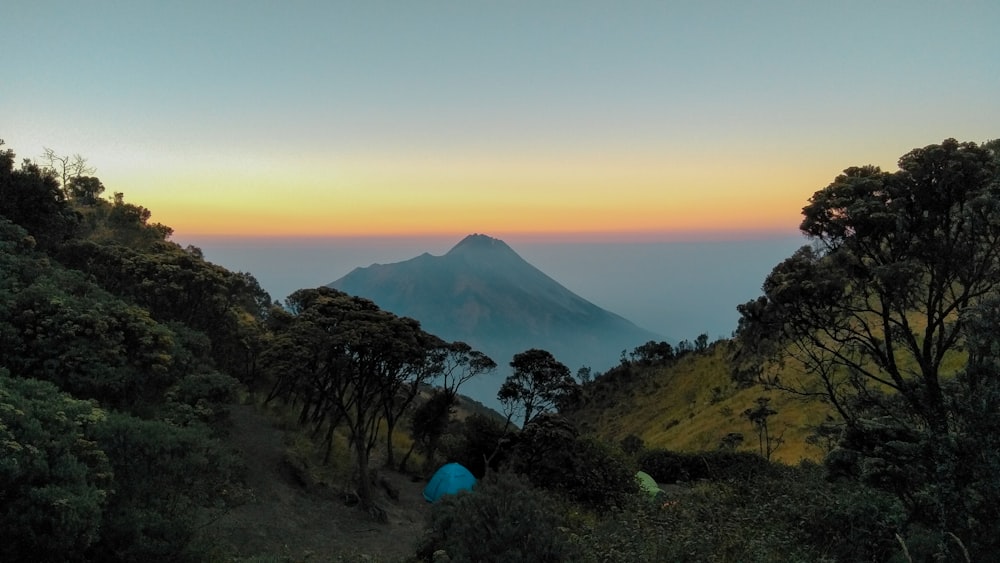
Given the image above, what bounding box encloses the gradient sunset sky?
[3,1,998,241]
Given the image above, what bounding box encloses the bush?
[639,448,774,484]
[637,449,691,483]
[416,471,583,562]
[509,415,637,511]
[438,413,511,478]
[87,413,244,562]
[163,370,240,425]
[648,463,904,562]
[0,372,111,561]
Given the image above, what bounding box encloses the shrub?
[648,463,904,562]
[695,450,774,481]
[438,413,511,478]
[416,471,583,562]
[163,370,240,425]
[87,413,244,562]
[638,449,691,483]
[0,372,112,561]
[509,415,637,511]
[619,433,645,456]
[639,448,775,484]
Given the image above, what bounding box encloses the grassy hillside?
[571,342,834,464]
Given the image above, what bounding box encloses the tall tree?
[498,348,577,427]
[399,341,496,470]
[432,341,497,404]
[742,396,782,460]
[734,138,1000,554]
[264,288,436,512]
[39,147,95,194]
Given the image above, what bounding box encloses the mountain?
[328,234,661,406]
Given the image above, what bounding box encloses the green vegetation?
[4,136,1000,562]
[497,348,579,427]
[735,138,1000,558]
[1,142,261,561]
[568,342,833,463]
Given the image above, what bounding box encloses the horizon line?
[171,227,805,245]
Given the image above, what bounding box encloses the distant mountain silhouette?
[328,234,661,407]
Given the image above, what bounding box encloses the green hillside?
[570,342,834,464]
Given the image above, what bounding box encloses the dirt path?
[203,404,431,561]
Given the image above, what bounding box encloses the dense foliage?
[0,372,111,562]
[0,142,262,561]
[508,414,637,511]
[735,138,1000,560]
[417,471,585,562]
[497,348,579,427]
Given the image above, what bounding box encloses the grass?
[577,343,833,464]
[580,322,972,466]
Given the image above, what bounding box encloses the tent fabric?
[636,471,662,499]
[423,462,477,503]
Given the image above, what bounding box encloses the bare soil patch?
[203,404,432,562]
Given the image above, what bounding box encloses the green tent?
[636,471,662,499]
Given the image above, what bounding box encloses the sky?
[2,2,998,341]
[3,1,998,240]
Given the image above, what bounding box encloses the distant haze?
[176,233,806,343]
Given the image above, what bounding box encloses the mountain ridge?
[328,234,661,406]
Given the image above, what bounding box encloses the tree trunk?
[384,420,396,468]
[355,437,374,511]
[399,440,418,473]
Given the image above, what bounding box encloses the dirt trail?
[204,404,431,561]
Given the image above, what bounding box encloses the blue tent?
[423,462,476,502]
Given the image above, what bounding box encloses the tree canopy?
[0,141,266,560]
[262,287,445,510]
[734,137,1000,556]
[498,348,578,427]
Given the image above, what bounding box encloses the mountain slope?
[328,234,661,405]
[569,342,834,464]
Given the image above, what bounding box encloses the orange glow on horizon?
[153,195,803,240]
[106,146,827,242]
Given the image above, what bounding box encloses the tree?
[262,288,436,512]
[374,315,439,469]
[430,340,497,404]
[399,341,496,471]
[734,138,1000,554]
[106,192,173,243]
[737,138,1000,426]
[630,340,674,365]
[55,238,271,382]
[0,141,80,248]
[694,333,709,352]
[0,222,179,409]
[401,389,454,472]
[67,175,105,204]
[742,397,783,460]
[620,433,645,456]
[39,147,95,194]
[509,414,638,511]
[498,349,578,427]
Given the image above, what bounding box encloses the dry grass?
[580,344,833,464]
